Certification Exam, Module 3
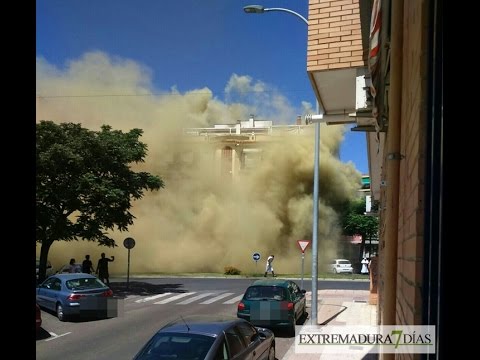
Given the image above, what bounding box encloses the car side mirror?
[255,331,267,341]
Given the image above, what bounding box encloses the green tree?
[36,121,164,282]
[340,198,378,263]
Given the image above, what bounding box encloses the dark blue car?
[237,279,307,336]
[133,316,275,360]
[36,273,113,321]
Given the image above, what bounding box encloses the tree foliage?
[36,121,164,281]
[340,197,378,262]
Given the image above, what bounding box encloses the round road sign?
[252,252,261,261]
[123,237,136,249]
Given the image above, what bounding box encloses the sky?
[36,0,368,174]
[36,0,368,273]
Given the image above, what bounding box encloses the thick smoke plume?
[36,51,361,275]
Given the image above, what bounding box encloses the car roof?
[158,316,249,337]
[50,273,98,280]
[251,279,292,287]
[59,263,82,266]
[57,263,82,270]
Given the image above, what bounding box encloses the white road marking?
[135,293,172,303]
[46,332,71,341]
[177,293,215,305]
[222,294,244,304]
[200,293,234,304]
[155,292,196,304]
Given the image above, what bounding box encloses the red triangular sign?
[297,240,311,252]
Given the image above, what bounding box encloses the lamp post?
[305,114,323,325]
[244,4,323,325]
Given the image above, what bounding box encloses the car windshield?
[66,277,106,290]
[136,333,215,359]
[244,286,287,300]
[338,260,351,265]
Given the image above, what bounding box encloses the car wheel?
[296,306,305,324]
[56,303,66,322]
[268,344,275,360]
[288,322,295,337]
[333,268,337,274]
[301,303,306,319]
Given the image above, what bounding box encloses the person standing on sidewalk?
[264,254,275,277]
[96,253,114,286]
[361,257,369,274]
[82,254,95,274]
[68,258,77,273]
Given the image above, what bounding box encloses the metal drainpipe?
[383,0,403,329]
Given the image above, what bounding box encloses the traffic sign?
[297,240,311,253]
[252,252,261,261]
[123,237,136,249]
[123,237,136,290]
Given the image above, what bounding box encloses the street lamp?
[244,4,322,325]
[243,5,308,25]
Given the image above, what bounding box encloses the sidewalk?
[283,289,378,360]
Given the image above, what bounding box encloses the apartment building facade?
[306,0,444,358]
[182,115,314,179]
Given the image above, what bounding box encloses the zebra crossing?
[133,291,244,306]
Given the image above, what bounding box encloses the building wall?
[376,0,429,332]
[394,0,429,328]
[307,0,363,71]
[367,131,385,203]
[307,0,434,343]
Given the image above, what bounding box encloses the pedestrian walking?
[96,253,114,286]
[82,254,95,274]
[264,254,276,277]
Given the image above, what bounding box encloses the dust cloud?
[36,51,361,275]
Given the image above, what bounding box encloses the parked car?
[329,259,354,274]
[56,263,83,274]
[36,303,42,333]
[36,258,55,282]
[237,279,306,336]
[36,273,113,321]
[133,316,275,360]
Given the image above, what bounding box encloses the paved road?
[36,277,369,360]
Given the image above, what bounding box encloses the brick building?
[306,0,444,359]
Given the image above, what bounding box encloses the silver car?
[133,316,275,360]
[36,273,113,321]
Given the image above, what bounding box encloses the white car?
[36,259,55,281]
[329,259,354,274]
